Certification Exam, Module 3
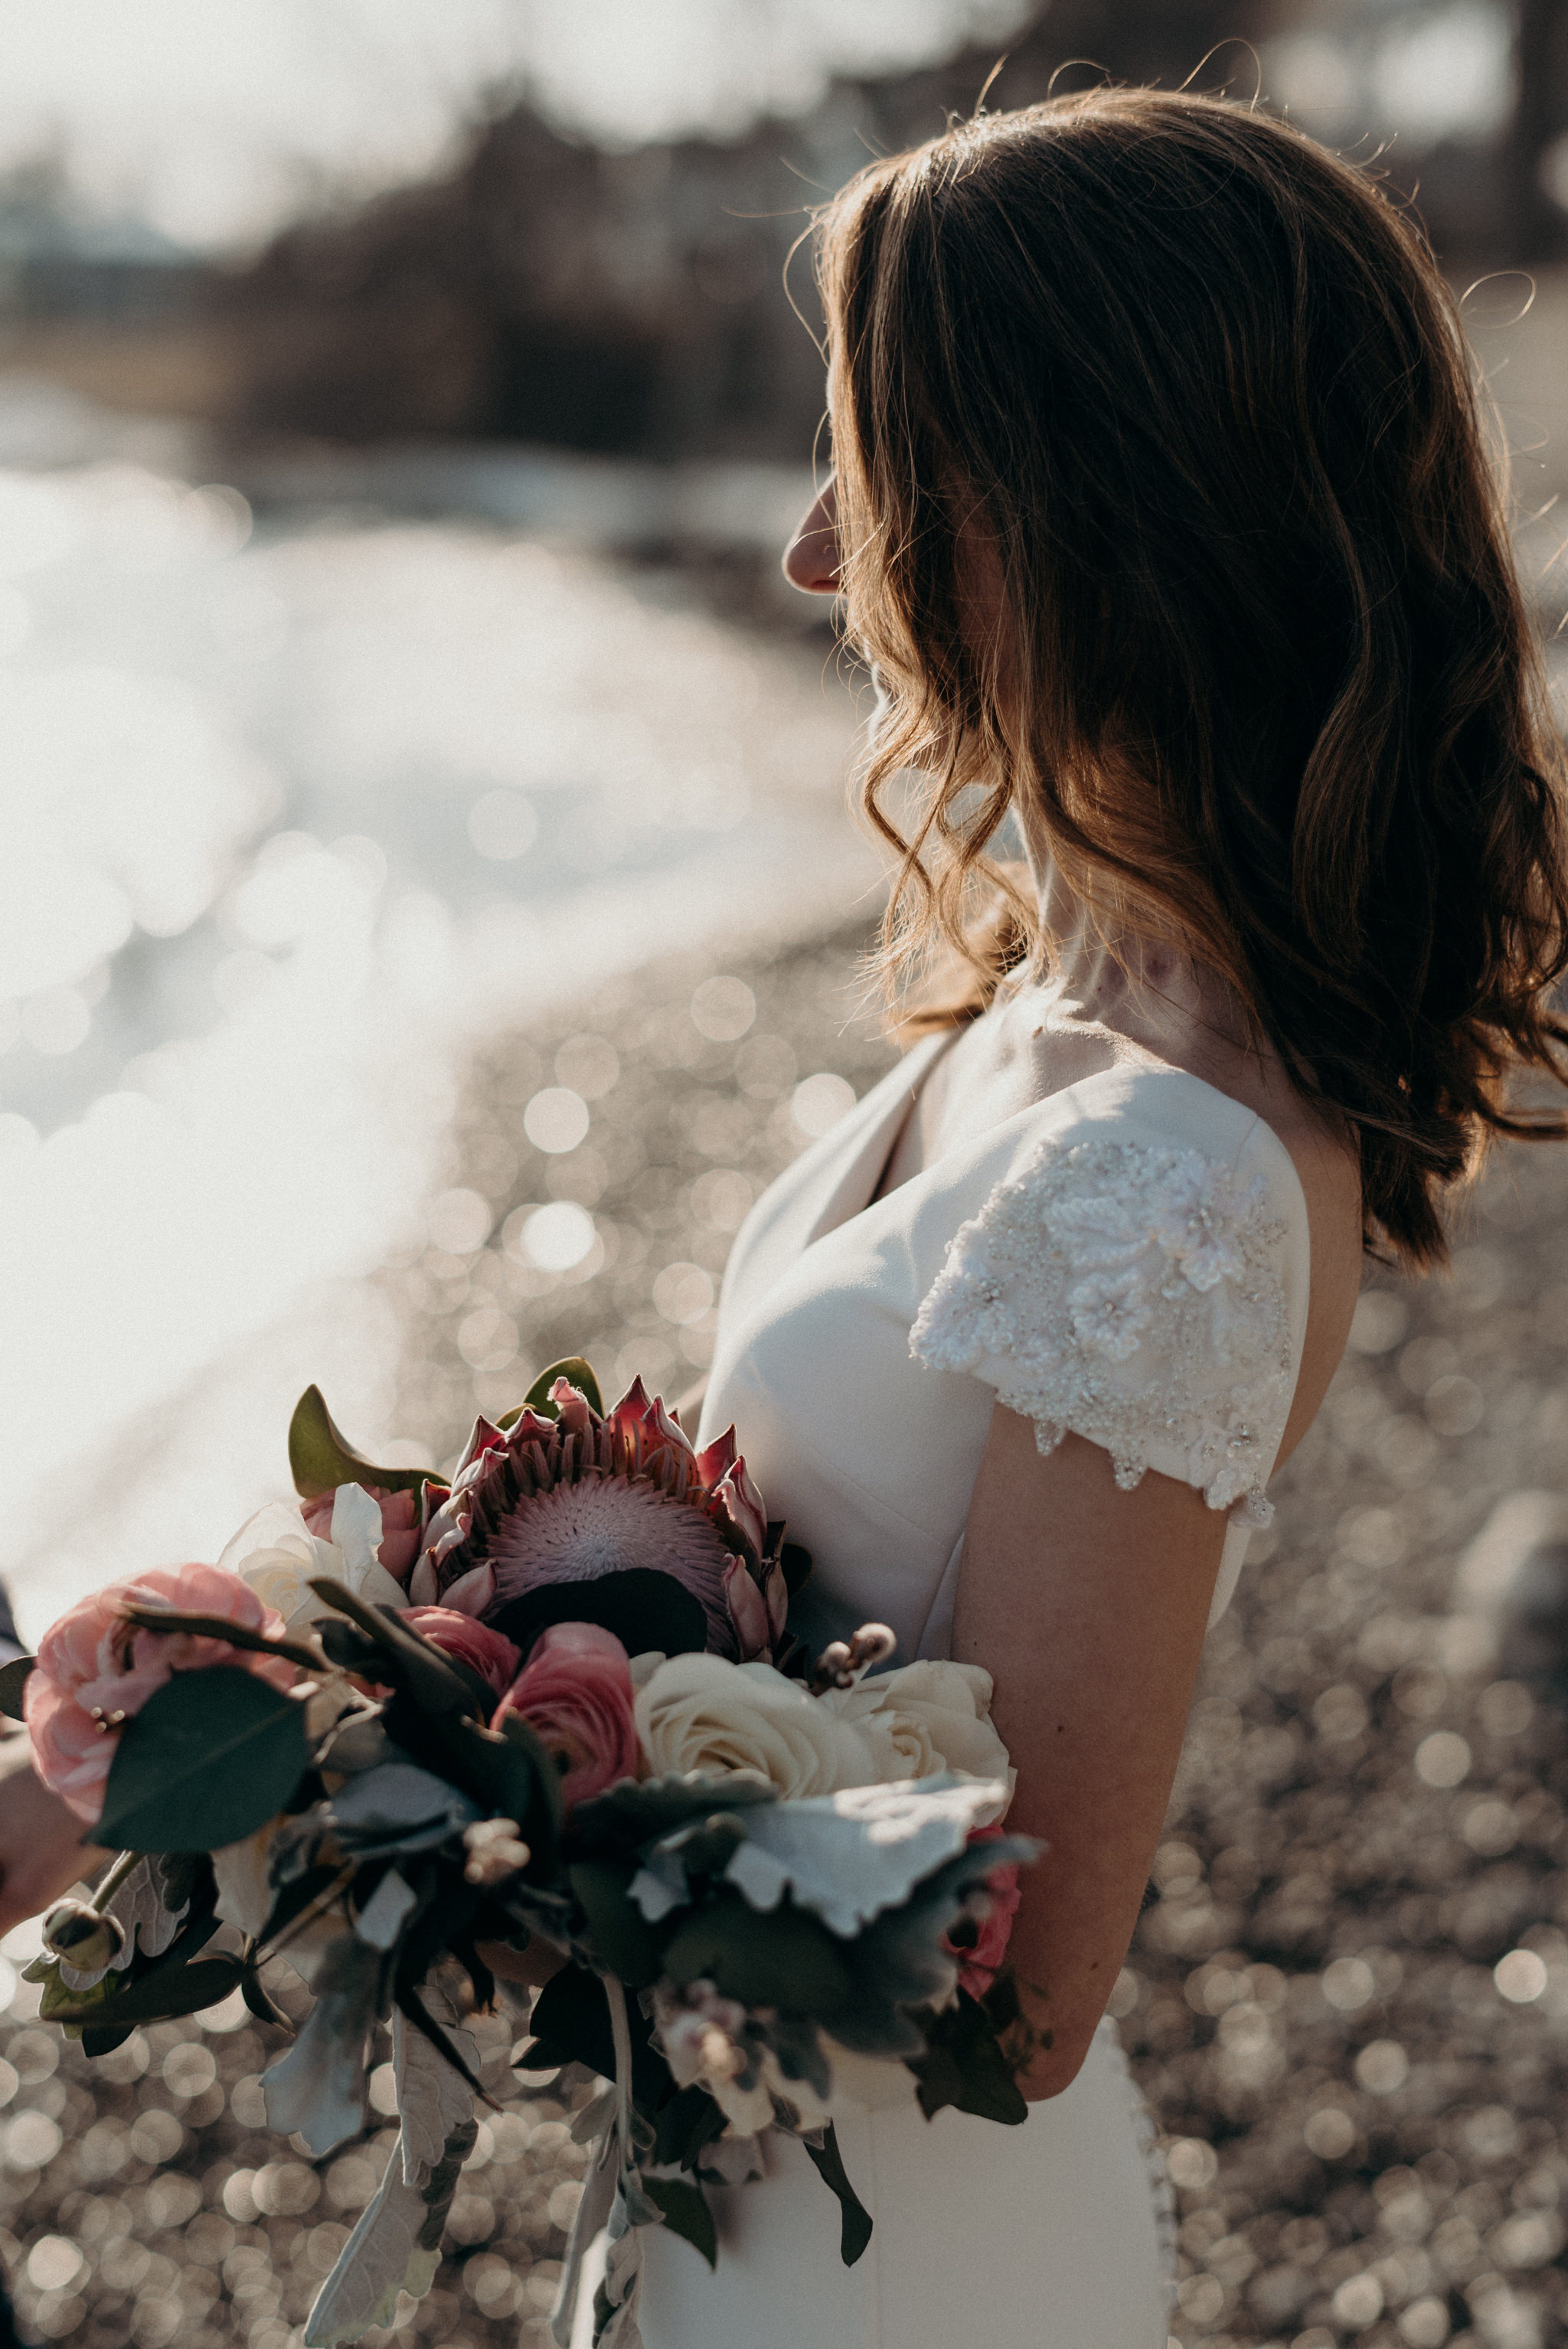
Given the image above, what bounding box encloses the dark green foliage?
[650,2084,727,2171]
[488,1569,707,1670]
[47,1955,247,2030]
[802,2125,874,2266]
[908,1986,1029,2125]
[642,2175,717,2269]
[95,1668,309,1853]
[0,1657,35,1720]
[661,1890,854,2013]
[568,1859,667,1989]
[570,1772,775,1859]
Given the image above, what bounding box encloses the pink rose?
[945,1824,1024,2002]
[24,1564,294,1827]
[302,1484,423,1585]
[402,1608,520,1702]
[493,1621,639,1814]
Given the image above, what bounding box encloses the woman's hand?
[953,1410,1227,2102]
[0,1733,103,1939]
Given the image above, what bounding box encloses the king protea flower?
[407,1377,788,1665]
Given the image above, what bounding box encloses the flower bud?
[41,1898,126,1973]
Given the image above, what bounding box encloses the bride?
[631,83,1568,2349]
[3,82,1566,2349]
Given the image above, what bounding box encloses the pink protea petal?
[695,1426,738,1486]
[452,1416,508,1482]
[645,1397,697,1468]
[721,1557,770,1661]
[608,1377,652,1447]
[763,1561,789,1645]
[505,1408,559,1453]
[707,1462,767,1561]
[548,1380,593,1441]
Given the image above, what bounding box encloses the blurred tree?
[1505,0,1568,260]
[213,0,1304,459]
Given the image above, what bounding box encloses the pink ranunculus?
[402,1608,520,1701]
[492,1620,639,1814]
[24,1563,295,1827]
[946,1824,1024,2002]
[302,1483,425,1585]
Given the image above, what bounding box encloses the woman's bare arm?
[0,1733,101,1938]
[953,1408,1227,2100]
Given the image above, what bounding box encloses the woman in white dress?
[2,82,1566,2349]
[634,85,1568,2349]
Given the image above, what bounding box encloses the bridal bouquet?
[2,1362,1038,2349]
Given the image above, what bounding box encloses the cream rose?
[634,1655,880,1798]
[825,1661,1014,1813]
[220,1485,410,1632]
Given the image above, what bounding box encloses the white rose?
[824,1661,1014,1815]
[220,1485,409,1632]
[634,1655,880,1798]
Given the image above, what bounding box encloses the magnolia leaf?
[49,1955,247,2030]
[641,2175,717,2269]
[505,1357,604,1422]
[0,1656,34,1720]
[803,2125,874,2266]
[289,1385,433,1501]
[95,1668,308,1854]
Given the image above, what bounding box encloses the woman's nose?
[782,477,841,595]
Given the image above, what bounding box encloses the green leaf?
[95,1668,309,1854]
[522,1962,668,2111]
[908,1988,1028,2127]
[0,1656,34,1720]
[642,2175,717,2269]
[662,1891,854,2015]
[289,1384,433,1501]
[51,1955,247,2030]
[802,2125,874,2266]
[651,2084,727,2172]
[568,1859,668,1990]
[502,1357,604,1423]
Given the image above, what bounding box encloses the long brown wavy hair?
[815,86,1568,1268]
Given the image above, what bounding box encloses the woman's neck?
[1015,844,1256,1071]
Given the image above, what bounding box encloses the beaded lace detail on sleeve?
[909,1134,1293,1519]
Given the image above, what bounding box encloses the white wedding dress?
[634,1025,1312,2349]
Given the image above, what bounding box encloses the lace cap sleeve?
[909,1131,1296,1520]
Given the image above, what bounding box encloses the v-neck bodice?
[696,1033,1311,1667]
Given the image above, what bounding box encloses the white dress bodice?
[698,1030,1311,1668]
[636,1023,1313,2349]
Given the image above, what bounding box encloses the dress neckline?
[806,1026,1307,1256]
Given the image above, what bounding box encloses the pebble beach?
[4,915,1568,2349]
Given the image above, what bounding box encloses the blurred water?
[0,385,877,1639]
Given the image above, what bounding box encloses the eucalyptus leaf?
[95,1668,309,1854]
[641,2175,717,2269]
[0,1655,34,1720]
[289,1384,433,1501]
[802,2124,874,2266]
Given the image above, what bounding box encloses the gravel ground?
[4,916,1568,2349]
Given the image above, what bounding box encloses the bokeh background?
[2,5,1568,2347]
